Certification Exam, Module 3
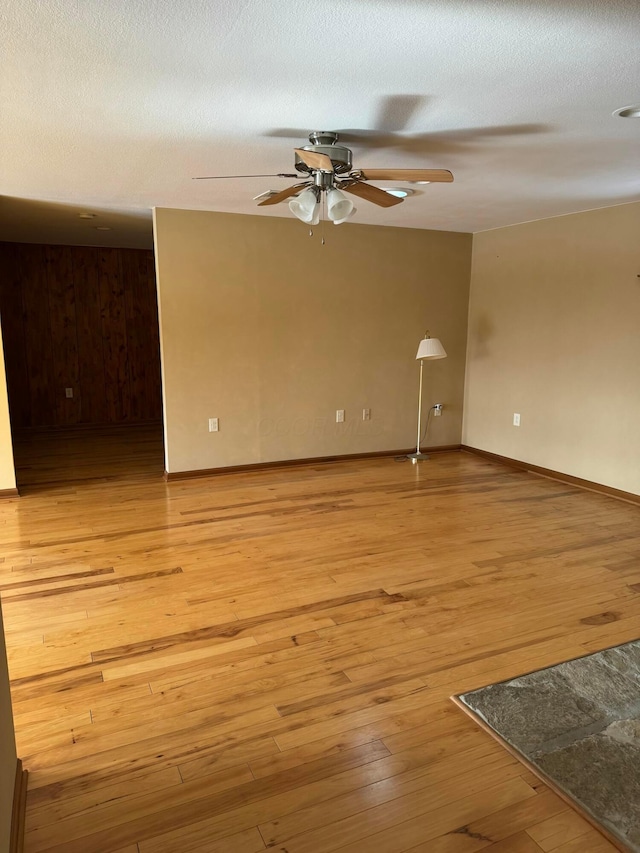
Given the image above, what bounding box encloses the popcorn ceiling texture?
[1,0,640,245]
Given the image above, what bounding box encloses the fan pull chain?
[306,195,327,243]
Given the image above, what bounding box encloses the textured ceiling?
[1,0,639,248]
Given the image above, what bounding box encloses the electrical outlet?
[513,413,521,426]
[336,409,345,423]
[362,408,371,421]
[434,403,443,417]
[208,418,219,432]
[65,387,73,398]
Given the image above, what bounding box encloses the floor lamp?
[406,332,447,463]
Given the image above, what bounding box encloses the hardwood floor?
[1,431,636,852]
[12,422,164,489]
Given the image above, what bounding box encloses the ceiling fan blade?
[266,100,427,140]
[335,130,396,148]
[257,183,310,206]
[294,148,334,172]
[374,95,427,132]
[194,173,298,180]
[340,181,403,208]
[265,128,311,139]
[358,169,454,183]
[390,124,550,156]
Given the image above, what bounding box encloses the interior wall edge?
[9,760,27,853]
[462,445,640,505]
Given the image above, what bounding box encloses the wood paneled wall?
[0,242,162,428]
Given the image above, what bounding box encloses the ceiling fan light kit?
[325,188,354,224]
[288,187,320,224]
[195,131,453,232]
[331,206,357,226]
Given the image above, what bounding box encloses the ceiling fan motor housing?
[295,131,352,174]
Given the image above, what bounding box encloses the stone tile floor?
[458,641,640,852]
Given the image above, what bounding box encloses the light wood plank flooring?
[1,431,637,852]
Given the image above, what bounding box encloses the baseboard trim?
[0,488,19,499]
[164,445,462,481]
[10,759,27,853]
[462,445,640,507]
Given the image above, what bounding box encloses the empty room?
[1,2,639,852]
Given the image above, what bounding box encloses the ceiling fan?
[194,131,453,225]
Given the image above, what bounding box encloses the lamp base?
[406,452,430,463]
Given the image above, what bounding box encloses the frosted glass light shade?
[416,336,447,360]
[332,206,356,226]
[326,188,354,223]
[289,189,320,224]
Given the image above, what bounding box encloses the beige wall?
[463,201,640,495]
[154,208,472,473]
[0,330,16,848]
[0,322,16,491]
[0,599,17,852]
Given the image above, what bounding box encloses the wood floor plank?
[28,766,182,829]
[0,427,630,852]
[483,832,545,852]
[257,744,521,848]
[415,789,565,850]
[140,824,266,853]
[281,776,537,853]
[549,830,619,852]
[526,808,593,850]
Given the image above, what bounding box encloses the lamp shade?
[289,188,320,224]
[332,206,356,226]
[416,336,447,360]
[326,188,354,223]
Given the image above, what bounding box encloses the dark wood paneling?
[121,248,162,421]
[144,251,163,419]
[73,248,107,424]
[0,244,31,427]
[98,249,130,423]
[0,242,161,428]
[18,245,56,425]
[45,245,80,424]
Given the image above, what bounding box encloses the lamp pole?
[405,332,447,464]
[415,358,424,456]
[407,358,430,463]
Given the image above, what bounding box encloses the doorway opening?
[0,242,164,491]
